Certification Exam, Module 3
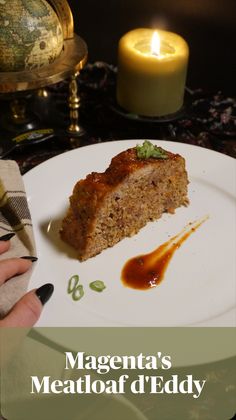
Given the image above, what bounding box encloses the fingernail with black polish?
[0,233,15,241]
[36,283,54,305]
[21,256,38,262]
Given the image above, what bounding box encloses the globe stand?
[67,73,85,137]
[0,35,88,157]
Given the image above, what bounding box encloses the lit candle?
[117,28,189,117]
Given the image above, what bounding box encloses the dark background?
[68,0,236,93]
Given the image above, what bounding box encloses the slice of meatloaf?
[60,145,189,261]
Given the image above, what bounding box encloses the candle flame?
[151,31,161,56]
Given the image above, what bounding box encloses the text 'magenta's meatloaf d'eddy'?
[60,141,189,261]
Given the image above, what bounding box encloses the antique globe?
[0,0,64,72]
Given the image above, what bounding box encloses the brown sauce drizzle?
[121,216,209,290]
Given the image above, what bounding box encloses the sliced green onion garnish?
[67,275,79,294]
[72,285,84,301]
[136,140,168,159]
[89,280,106,292]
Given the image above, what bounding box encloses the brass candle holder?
[0,0,88,147]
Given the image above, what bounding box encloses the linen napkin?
[0,160,36,318]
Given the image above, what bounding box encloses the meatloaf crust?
[60,146,189,260]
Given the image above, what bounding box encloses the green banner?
[0,328,235,419]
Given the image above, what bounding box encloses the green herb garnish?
[68,275,84,301]
[136,140,168,159]
[72,285,84,301]
[89,281,106,292]
[67,275,79,294]
[67,275,106,301]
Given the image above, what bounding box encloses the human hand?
[0,234,54,327]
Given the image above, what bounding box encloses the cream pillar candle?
[117,28,189,117]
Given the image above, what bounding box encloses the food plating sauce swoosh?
[121,215,209,290]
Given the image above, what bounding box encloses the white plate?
[24,140,236,328]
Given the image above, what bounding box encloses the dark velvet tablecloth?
[2,62,235,174]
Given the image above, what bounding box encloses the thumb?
[0,284,54,327]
